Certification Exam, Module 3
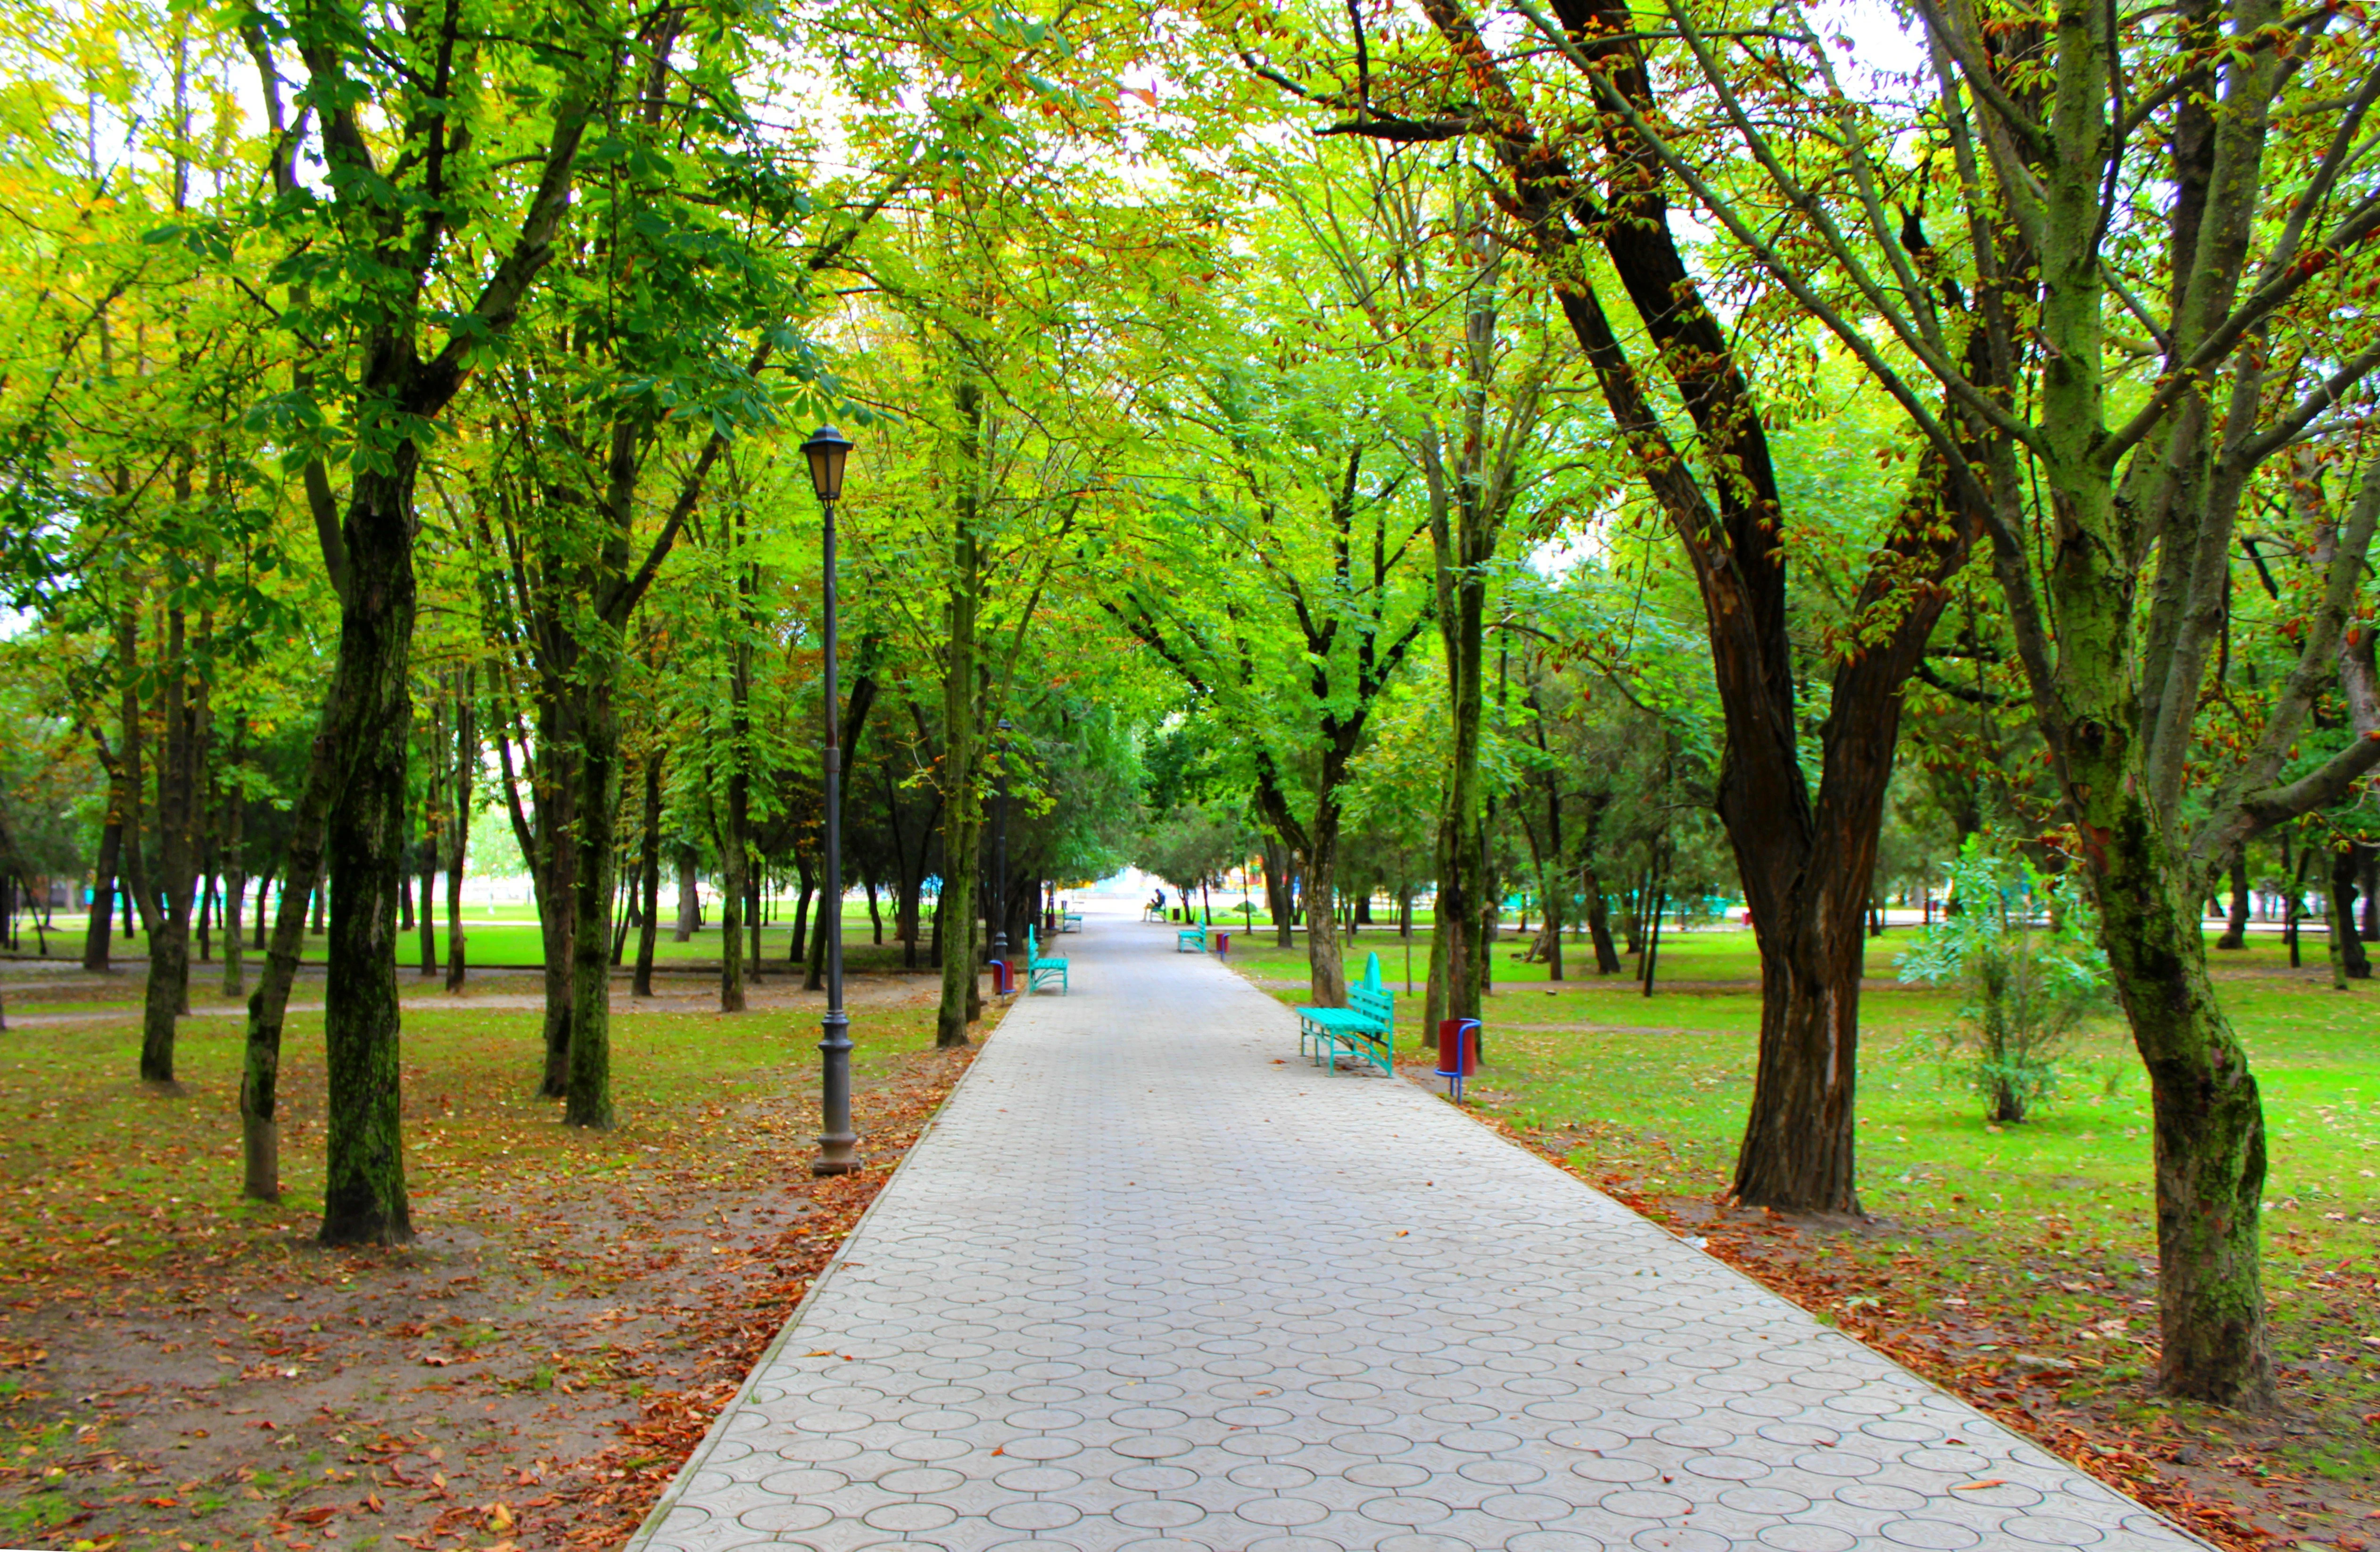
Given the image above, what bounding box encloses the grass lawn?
[3,900,908,976]
[1227,918,2380,1551]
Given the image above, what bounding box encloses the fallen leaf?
[1951,1480,2008,1491]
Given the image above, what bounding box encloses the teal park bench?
[1025,926,1068,993]
[1296,952,1396,1076]
[1176,920,1207,953]
[1060,911,1084,933]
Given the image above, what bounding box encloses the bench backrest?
[1348,983,1394,1029]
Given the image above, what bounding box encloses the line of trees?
[2,0,2376,1413]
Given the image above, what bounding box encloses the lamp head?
[801,425,853,503]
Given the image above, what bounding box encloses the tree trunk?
[240,726,336,1203]
[252,868,271,951]
[311,881,325,935]
[317,463,417,1247]
[220,763,246,999]
[2096,830,2275,1406]
[789,852,814,962]
[417,830,438,977]
[674,846,698,940]
[2331,843,2371,983]
[565,682,621,1127]
[807,880,829,991]
[1582,863,1621,974]
[140,598,201,1087]
[632,748,661,997]
[82,817,121,972]
[2216,846,2250,949]
[868,878,882,944]
[443,681,473,993]
[719,789,749,1013]
[1263,837,1294,947]
[1303,830,1347,1007]
[936,378,985,1050]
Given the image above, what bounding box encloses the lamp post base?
[812,1145,860,1177]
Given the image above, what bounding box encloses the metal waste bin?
[1434,1018,1481,1101]
[990,959,1015,995]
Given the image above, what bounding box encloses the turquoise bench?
[1176,921,1207,952]
[1026,926,1068,993]
[1060,912,1084,934]
[1295,953,1395,1075]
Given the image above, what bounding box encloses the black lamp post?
[990,718,1013,962]
[803,425,858,1177]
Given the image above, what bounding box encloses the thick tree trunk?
[632,749,661,997]
[2216,846,2250,949]
[565,685,621,1127]
[2098,830,2274,1407]
[252,869,271,951]
[1303,829,1347,1007]
[140,601,200,1087]
[317,464,416,1247]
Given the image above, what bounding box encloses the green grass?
[0,985,940,1280]
[6,899,906,972]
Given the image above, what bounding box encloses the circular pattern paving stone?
[1877,1520,1983,1549]
[996,1466,1082,1493]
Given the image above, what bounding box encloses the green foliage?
[1896,839,2114,1124]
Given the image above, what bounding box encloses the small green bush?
[1897,838,2112,1123]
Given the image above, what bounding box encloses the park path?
[627,908,2202,1552]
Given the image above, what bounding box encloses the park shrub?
[1896,838,2113,1123]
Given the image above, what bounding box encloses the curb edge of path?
[619,998,1019,1552]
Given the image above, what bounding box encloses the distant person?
[1151,888,1165,915]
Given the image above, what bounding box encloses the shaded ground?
[0,967,986,1552]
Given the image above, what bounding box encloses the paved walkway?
[628,910,2201,1552]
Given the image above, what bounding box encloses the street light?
[990,718,1013,962]
[803,425,858,1178]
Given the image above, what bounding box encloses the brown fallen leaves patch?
[536,1056,969,1550]
[0,1020,978,1552]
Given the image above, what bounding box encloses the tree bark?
[317,461,417,1246]
[632,747,661,997]
[674,846,698,940]
[2216,846,2250,949]
[2331,843,2371,983]
[140,596,202,1087]
[83,816,121,972]
[565,684,621,1126]
[936,378,985,1049]
[241,726,336,1203]
[220,749,245,999]
[443,677,473,993]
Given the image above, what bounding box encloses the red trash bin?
[989,959,1015,995]
[1434,1018,1481,1101]
[1213,930,1230,957]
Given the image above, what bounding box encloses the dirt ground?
[0,1030,975,1552]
